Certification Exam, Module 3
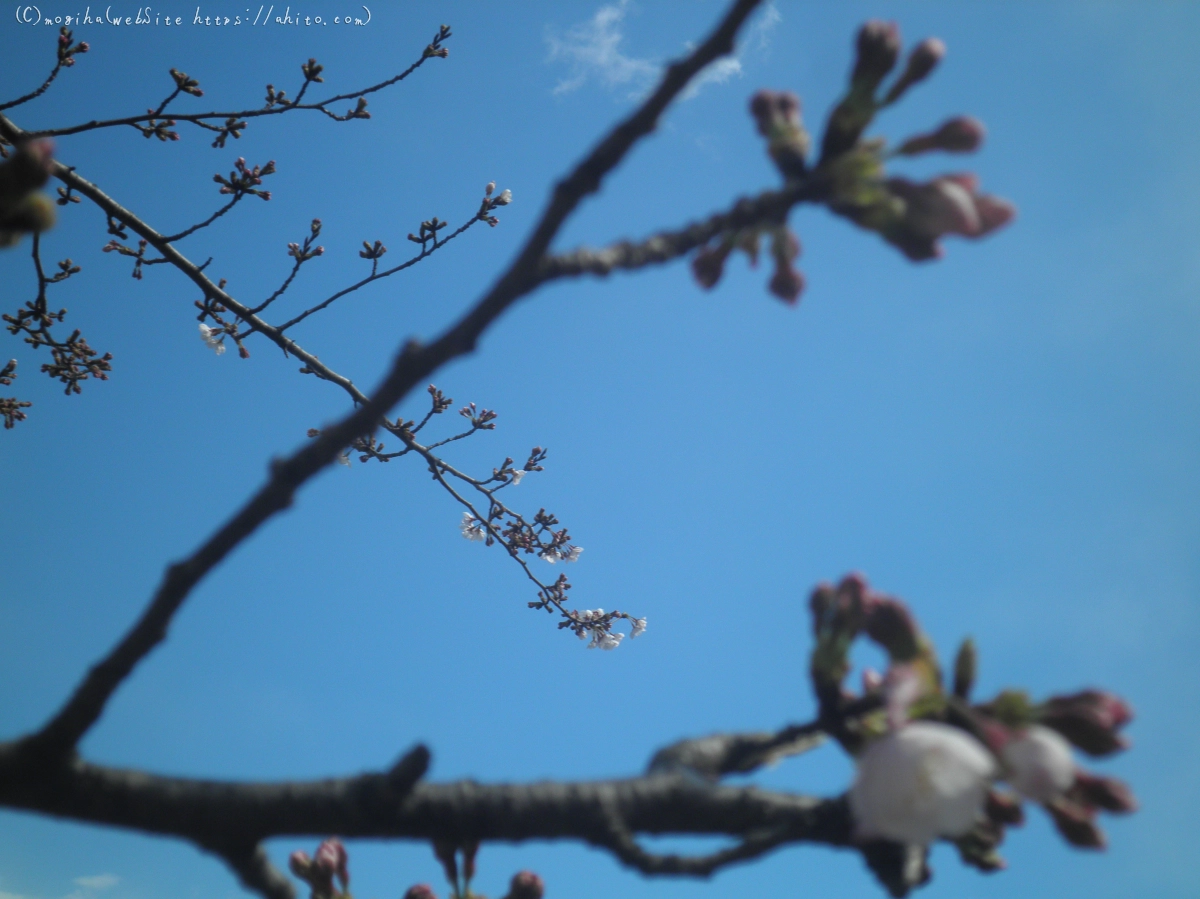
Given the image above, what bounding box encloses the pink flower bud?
[691,243,731,289]
[289,851,313,878]
[507,871,545,899]
[768,262,805,305]
[863,596,921,661]
[1039,690,1133,756]
[1046,798,1106,849]
[884,39,946,104]
[896,117,985,155]
[1073,772,1138,813]
[314,837,349,891]
[852,21,901,90]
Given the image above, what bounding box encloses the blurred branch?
[0,730,851,878]
[538,179,825,283]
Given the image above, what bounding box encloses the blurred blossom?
[849,721,995,845]
[1002,725,1076,803]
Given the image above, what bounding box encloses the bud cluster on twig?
[808,574,1135,894]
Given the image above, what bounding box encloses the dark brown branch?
[271,215,486,334]
[0,739,849,858]
[161,194,244,243]
[20,50,441,141]
[0,63,65,112]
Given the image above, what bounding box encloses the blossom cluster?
[810,575,1135,881]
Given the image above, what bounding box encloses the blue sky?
[1,2,1197,898]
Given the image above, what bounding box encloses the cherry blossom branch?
[2,232,110,398]
[9,0,766,759]
[16,27,452,144]
[258,205,494,334]
[0,28,89,113]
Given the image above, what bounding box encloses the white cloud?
[683,2,782,99]
[0,891,41,899]
[547,2,782,101]
[545,0,658,96]
[71,877,118,893]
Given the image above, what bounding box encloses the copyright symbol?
[15,4,42,24]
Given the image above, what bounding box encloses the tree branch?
[0,737,849,858]
[4,0,767,757]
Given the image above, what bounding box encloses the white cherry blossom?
[849,721,996,845]
[1001,724,1075,803]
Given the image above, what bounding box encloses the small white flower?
[509,469,526,485]
[459,511,486,542]
[539,549,560,564]
[198,322,226,355]
[495,188,513,206]
[1001,724,1076,803]
[563,545,583,563]
[336,452,351,467]
[630,617,647,639]
[849,721,996,845]
[588,628,623,651]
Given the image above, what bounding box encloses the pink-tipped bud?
[1046,798,1106,849]
[768,262,805,305]
[896,117,985,156]
[863,597,920,661]
[314,838,349,890]
[289,851,313,878]
[506,871,545,899]
[884,38,946,104]
[852,20,901,90]
[1073,772,1138,813]
[1039,690,1133,757]
[691,243,731,289]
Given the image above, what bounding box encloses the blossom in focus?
[1001,724,1076,803]
[849,721,996,845]
[460,512,486,541]
[198,322,226,355]
[589,629,623,651]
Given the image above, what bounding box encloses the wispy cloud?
[683,3,782,98]
[71,878,117,893]
[547,2,782,101]
[546,0,658,97]
[0,890,41,899]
